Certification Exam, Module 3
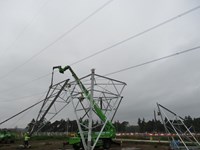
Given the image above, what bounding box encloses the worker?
[24,132,30,148]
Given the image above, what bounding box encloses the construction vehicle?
[0,130,15,144]
[53,66,123,150]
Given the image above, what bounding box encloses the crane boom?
[52,65,126,150]
[53,65,116,136]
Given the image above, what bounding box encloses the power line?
[0,91,47,102]
[1,44,200,126]
[9,92,46,128]
[0,0,50,58]
[1,3,200,93]
[0,0,114,81]
[104,45,200,76]
[2,45,199,103]
[0,98,44,126]
[70,4,200,66]
[1,45,199,125]
[0,73,51,93]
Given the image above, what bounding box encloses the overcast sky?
[0,0,200,128]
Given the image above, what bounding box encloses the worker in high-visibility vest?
[24,132,30,148]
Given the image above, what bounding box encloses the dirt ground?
[0,140,169,150]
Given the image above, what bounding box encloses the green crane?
[53,65,117,150]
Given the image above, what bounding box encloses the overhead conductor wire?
[1,2,200,82]
[9,92,47,128]
[0,1,116,126]
[1,45,200,105]
[104,45,200,76]
[70,4,200,66]
[0,3,200,95]
[0,0,50,58]
[1,45,200,126]
[0,0,114,80]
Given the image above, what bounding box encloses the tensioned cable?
[9,92,46,128]
[70,4,200,66]
[0,0,50,58]
[0,3,200,93]
[27,45,200,88]
[0,91,47,102]
[103,45,200,76]
[1,45,199,126]
[0,98,45,126]
[2,46,199,102]
[0,0,114,80]
[0,73,50,93]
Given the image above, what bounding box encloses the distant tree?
[155,120,165,132]
[41,121,51,132]
[26,119,36,132]
[25,116,200,133]
[59,119,67,132]
[193,118,200,132]
[184,116,193,130]
[70,120,78,132]
[145,120,154,132]
[114,121,121,132]
[141,118,146,132]
[121,121,129,132]
[126,125,139,132]
[138,118,146,132]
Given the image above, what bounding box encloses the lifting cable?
[0,99,44,126]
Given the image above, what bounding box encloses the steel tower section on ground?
[157,103,200,150]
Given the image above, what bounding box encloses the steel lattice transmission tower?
[30,66,126,150]
[157,103,200,150]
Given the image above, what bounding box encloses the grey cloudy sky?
[0,0,200,128]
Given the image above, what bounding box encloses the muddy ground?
[0,140,169,150]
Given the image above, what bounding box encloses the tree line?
[137,116,200,133]
[26,116,200,133]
